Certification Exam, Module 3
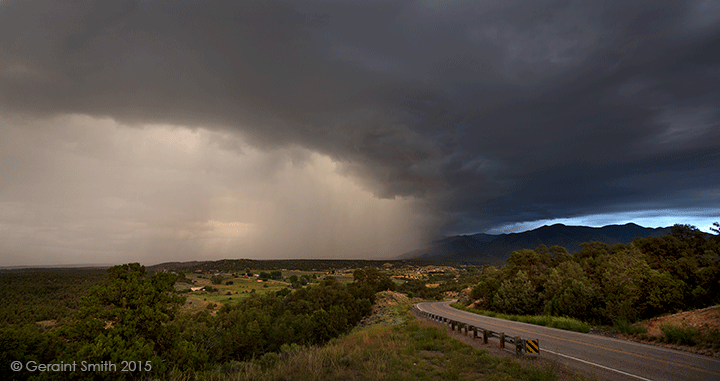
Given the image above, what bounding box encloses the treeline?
[1,264,390,380]
[149,258,426,273]
[468,224,720,324]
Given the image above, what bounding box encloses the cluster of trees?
[469,225,720,324]
[1,264,384,380]
[257,270,283,281]
[288,273,316,288]
[182,276,375,365]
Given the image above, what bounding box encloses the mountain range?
[399,223,672,264]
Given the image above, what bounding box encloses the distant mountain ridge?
[400,223,672,264]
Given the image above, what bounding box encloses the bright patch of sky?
[486,210,720,235]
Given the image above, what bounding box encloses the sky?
[1,0,719,267]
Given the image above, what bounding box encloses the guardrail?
[413,305,540,356]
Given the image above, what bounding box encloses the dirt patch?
[36,320,57,329]
[639,305,720,337]
[373,290,409,307]
[591,305,720,358]
[357,291,411,327]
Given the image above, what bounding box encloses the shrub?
[211,275,224,285]
[614,319,647,335]
[661,324,698,346]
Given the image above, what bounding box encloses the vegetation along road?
[416,301,720,381]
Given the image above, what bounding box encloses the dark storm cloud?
[2,0,719,235]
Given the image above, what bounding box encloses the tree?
[600,254,651,322]
[643,270,685,316]
[469,266,502,308]
[353,268,396,292]
[73,264,202,377]
[493,270,540,315]
[211,274,224,285]
[270,270,282,280]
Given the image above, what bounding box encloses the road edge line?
[541,347,654,381]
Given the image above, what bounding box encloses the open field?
[177,270,356,310]
[179,273,290,309]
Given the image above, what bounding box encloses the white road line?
[541,347,654,381]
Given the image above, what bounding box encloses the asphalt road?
[415,301,720,381]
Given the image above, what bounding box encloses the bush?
[211,275,224,285]
[661,324,698,346]
[614,319,647,335]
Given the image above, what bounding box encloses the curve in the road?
[416,301,720,381]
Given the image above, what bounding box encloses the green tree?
[493,270,540,315]
[643,270,685,316]
[270,270,282,280]
[600,253,651,322]
[542,261,596,319]
[72,264,203,378]
[469,265,502,308]
[353,268,396,292]
[507,249,544,279]
[211,274,224,285]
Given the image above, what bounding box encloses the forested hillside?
[0,264,388,380]
[0,269,106,327]
[467,224,720,324]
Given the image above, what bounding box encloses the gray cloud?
[1,0,719,264]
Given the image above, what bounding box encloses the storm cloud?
[1,0,719,265]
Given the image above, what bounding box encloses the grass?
[660,324,699,346]
[180,271,361,310]
[613,319,647,336]
[451,303,592,333]
[164,294,569,381]
[657,323,720,351]
[180,275,290,310]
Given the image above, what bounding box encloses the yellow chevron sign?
[525,339,539,354]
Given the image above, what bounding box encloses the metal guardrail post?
[420,306,539,357]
